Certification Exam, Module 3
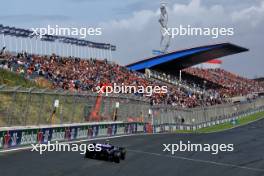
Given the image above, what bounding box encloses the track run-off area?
[1,118,264,176]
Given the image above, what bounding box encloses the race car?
[85,143,126,163]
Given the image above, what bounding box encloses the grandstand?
[0,25,263,109]
[127,43,263,103]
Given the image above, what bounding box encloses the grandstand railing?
[147,69,213,97]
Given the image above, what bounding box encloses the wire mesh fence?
[0,85,264,127]
[152,97,264,125]
[0,85,150,127]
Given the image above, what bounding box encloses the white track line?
[128,149,264,173]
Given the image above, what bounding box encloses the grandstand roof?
[126,43,248,72]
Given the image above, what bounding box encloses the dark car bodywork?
[85,143,126,163]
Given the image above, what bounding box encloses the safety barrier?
[0,121,147,150]
[1,102,264,150]
[152,107,264,133]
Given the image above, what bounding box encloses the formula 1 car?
[85,143,126,163]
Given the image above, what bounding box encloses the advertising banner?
[98,125,108,136]
[0,122,147,150]
[0,131,3,149]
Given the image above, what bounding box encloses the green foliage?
[0,69,38,88]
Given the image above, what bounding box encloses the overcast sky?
[0,0,263,78]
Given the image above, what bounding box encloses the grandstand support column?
[104,49,109,60]
[59,42,62,56]
[86,46,89,58]
[109,48,112,62]
[34,38,37,55]
[54,40,57,55]
[94,47,97,59]
[20,38,23,52]
[103,49,106,59]
[64,43,67,57]
[44,41,47,55]
[104,49,106,59]
[89,47,92,58]
[94,47,96,59]
[61,43,64,57]
[2,33,5,48]
[77,45,80,58]
[85,46,87,58]
[30,38,33,54]
[91,47,94,58]
[70,44,72,57]
[66,43,69,57]
[73,44,76,57]
[97,48,100,59]
[15,37,18,53]
[59,42,61,56]
[82,46,85,58]
[94,48,96,58]
[7,36,11,52]
[68,43,72,56]
[40,39,43,55]
[5,35,8,51]
[24,38,28,53]
[100,49,103,59]
[88,47,91,58]
[80,46,82,58]
[48,41,51,55]
[95,48,97,59]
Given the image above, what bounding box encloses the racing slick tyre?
[113,151,121,163]
[85,151,92,158]
[119,148,126,160]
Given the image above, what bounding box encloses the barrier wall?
[1,102,264,150]
[152,107,264,133]
[0,122,146,150]
[152,98,264,125]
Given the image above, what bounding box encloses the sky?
[0,0,263,78]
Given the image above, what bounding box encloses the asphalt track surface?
[1,119,264,176]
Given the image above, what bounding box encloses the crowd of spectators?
[183,68,264,97]
[0,52,261,108]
